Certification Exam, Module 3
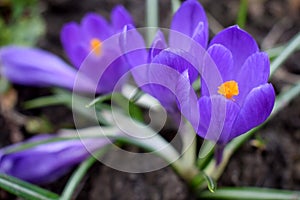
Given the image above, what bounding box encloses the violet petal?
[230,83,275,140]
[111,5,134,32]
[210,25,259,72]
[170,0,208,47]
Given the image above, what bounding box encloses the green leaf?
[96,111,202,182]
[191,172,216,192]
[129,89,144,103]
[23,94,70,109]
[273,81,300,117]
[204,173,216,193]
[23,88,103,122]
[266,43,300,60]
[86,94,112,108]
[60,148,109,200]
[197,140,215,169]
[270,32,300,76]
[122,84,161,110]
[0,174,59,200]
[111,93,144,122]
[128,100,144,122]
[192,78,201,91]
[198,187,300,200]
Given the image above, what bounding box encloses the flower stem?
[146,0,159,46]
[180,122,197,169]
[236,0,248,29]
[171,0,181,13]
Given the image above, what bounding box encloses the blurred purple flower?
[61,5,133,69]
[0,134,110,184]
[121,0,208,113]
[0,46,94,92]
[0,5,133,93]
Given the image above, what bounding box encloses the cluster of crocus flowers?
[122,0,275,149]
[0,0,275,183]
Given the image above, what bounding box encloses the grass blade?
[60,148,109,200]
[0,174,59,200]
[198,187,300,200]
[236,0,248,28]
[270,32,300,76]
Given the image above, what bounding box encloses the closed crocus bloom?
[0,135,109,184]
[0,46,94,92]
[122,0,208,113]
[0,5,133,94]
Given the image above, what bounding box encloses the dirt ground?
[0,0,299,199]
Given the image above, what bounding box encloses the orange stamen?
[217,80,239,99]
[90,38,102,56]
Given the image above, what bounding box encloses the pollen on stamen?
[90,38,102,56]
[217,80,239,100]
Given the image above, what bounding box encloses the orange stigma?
[218,80,239,99]
[90,38,102,56]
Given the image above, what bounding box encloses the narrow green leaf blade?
[60,148,109,200]
[236,0,248,28]
[203,173,216,193]
[86,94,112,108]
[23,95,70,109]
[190,171,216,192]
[270,32,300,76]
[0,174,59,200]
[198,187,300,200]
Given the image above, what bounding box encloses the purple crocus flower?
[0,46,94,93]
[122,0,274,149]
[121,0,208,113]
[196,25,275,146]
[0,134,110,184]
[0,5,133,94]
[150,26,275,160]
